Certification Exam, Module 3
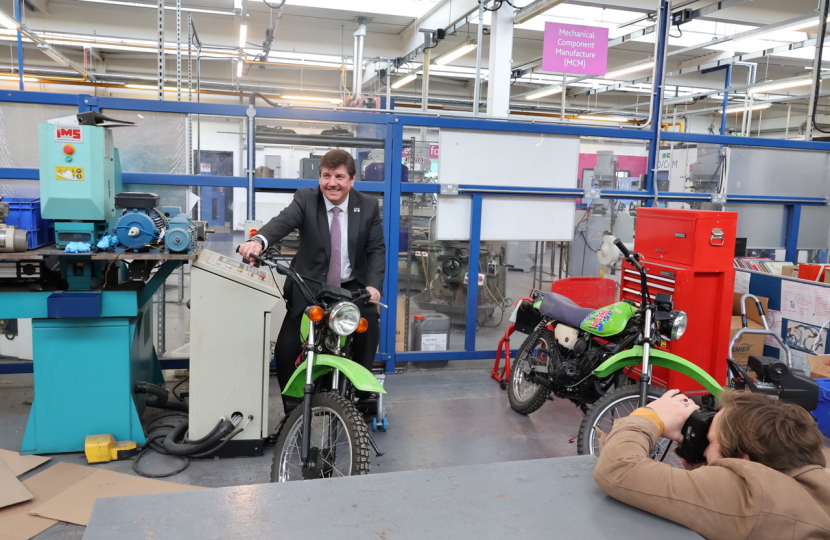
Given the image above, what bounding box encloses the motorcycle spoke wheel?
[271,392,370,482]
[507,329,554,415]
[577,385,684,469]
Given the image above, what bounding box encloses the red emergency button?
[63,144,75,155]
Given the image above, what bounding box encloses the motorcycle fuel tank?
[580,302,636,337]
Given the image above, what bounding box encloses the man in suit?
[237,149,386,413]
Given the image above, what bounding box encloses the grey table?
[84,456,701,540]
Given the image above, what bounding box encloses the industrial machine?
[570,151,637,278]
[188,249,286,456]
[111,192,198,254]
[687,143,725,210]
[0,199,30,253]
[1,112,200,454]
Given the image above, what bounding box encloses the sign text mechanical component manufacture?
[542,22,609,76]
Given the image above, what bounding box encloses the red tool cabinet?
[621,208,737,395]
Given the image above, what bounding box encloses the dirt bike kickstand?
[367,432,385,457]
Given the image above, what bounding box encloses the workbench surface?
[83,455,701,540]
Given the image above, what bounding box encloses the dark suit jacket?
[256,187,386,317]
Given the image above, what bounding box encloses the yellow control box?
[84,434,137,464]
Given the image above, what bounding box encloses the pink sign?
[542,22,608,76]
[402,145,439,159]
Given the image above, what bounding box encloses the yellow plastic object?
[84,434,137,464]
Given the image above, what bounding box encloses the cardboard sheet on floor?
[29,468,201,526]
[0,450,50,477]
[0,462,95,540]
[0,458,33,510]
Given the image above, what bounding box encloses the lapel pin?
[354,207,360,213]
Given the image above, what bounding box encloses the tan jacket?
[594,416,830,540]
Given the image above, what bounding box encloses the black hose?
[161,418,235,456]
[135,382,189,412]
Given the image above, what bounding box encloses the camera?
[675,356,819,464]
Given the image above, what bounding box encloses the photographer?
[593,389,830,539]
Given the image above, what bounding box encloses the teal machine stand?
[1,113,197,454]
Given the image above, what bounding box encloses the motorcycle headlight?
[328,302,361,336]
[669,310,688,340]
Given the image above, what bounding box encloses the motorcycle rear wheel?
[271,392,371,482]
[508,329,554,415]
[577,384,683,468]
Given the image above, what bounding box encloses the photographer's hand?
[648,389,699,444]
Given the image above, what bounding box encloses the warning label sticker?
[55,167,84,181]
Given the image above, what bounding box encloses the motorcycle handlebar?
[613,237,632,259]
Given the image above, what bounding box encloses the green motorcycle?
[576,239,722,463]
[247,250,386,482]
[509,238,722,465]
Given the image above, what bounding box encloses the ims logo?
[54,126,83,143]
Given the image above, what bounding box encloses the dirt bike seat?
[539,292,595,328]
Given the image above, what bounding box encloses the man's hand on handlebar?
[365,286,381,303]
[237,241,263,267]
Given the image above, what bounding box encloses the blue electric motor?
[165,214,197,254]
[114,193,167,252]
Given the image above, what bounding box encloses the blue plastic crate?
[4,198,54,249]
[815,379,830,437]
[47,292,102,318]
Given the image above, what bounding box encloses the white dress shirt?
[323,194,353,282]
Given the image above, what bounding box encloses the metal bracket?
[585,188,601,199]
[440,184,459,195]
[711,193,727,204]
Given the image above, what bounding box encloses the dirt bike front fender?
[281,354,387,398]
[593,345,723,397]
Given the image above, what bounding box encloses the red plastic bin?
[551,277,617,309]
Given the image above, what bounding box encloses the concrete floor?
[0,367,583,540]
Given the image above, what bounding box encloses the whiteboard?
[436,196,575,241]
[438,129,580,188]
[435,129,579,241]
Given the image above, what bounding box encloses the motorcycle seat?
[539,292,595,328]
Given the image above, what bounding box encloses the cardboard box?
[730,292,769,367]
[781,265,798,278]
[809,355,830,379]
[396,297,406,352]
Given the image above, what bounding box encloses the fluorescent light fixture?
[434,41,477,66]
[391,73,417,89]
[0,10,19,30]
[578,115,631,122]
[0,74,38,82]
[514,0,569,25]
[720,102,772,114]
[37,45,70,67]
[525,86,563,100]
[236,58,243,78]
[239,24,247,49]
[749,78,812,94]
[605,61,654,80]
[280,95,343,104]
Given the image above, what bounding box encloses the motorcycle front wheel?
[507,328,554,415]
[577,384,683,468]
[271,392,371,482]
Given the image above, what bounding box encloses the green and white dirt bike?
[509,238,722,465]
[247,251,387,482]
